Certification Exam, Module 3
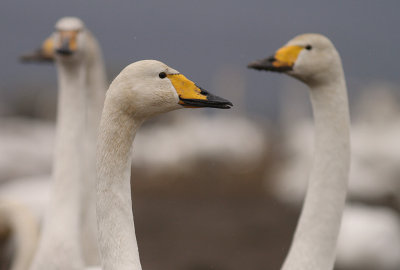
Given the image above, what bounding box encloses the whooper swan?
[96,60,232,270]
[22,17,106,270]
[248,33,351,270]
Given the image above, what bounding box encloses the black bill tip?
[56,48,74,56]
[180,98,233,109]
[19,50,54,63]
[180,88,233,109]
[247,56,292,73]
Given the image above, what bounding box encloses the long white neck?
[281,74,350,270]
[30,61,87,270]
[81,35,107,266]
[96,94,143,270]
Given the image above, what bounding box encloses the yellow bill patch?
[273,45,303,68]
[58,30,78,51]
[167,74,207,104]
[41,37,54,58]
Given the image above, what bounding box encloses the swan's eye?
[305,45,312,50]
[159,72,167,79]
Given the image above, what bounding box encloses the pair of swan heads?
[21,17,88,63]
[106,60,233,118]
[21,17,232,116]
[248,33,342,85]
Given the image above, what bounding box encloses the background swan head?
[20,17,92,64]
[106,60,233,119]
[248,33,343,85]
[52,17,86,60]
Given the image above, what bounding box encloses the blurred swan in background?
[0,118,53,224]
[248,33,351,269]
[0,17,107,270]
[0,118,54,182]
[0,200,39,270]
[96,60,232,270]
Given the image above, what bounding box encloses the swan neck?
[81,35,107,265]
[96,95,144,270]
[282,76,350,270]
[30,62,87,270]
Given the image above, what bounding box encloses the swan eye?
[305,45,312,50]
[159,72,167,79]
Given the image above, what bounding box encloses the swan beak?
[247,45,303,72]
[167,74,233,109]
[55,30,78,56]
[19,37,54,63]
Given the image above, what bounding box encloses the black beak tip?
[247,56,276,71]
[56,48,74,56]
[220,101,233,109]
[208,95,233,109]
[247,61,264,71]
[19,51,53,63]
[247,56,292,73]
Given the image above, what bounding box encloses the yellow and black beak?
[247,45,303,72]
[20,37,54,63]
[20,30,79,63]
[167,74,233,109]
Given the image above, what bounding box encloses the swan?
[248,33,351,269]
[0,117,53,182]
[1,17,106,269]
[20,17,105,270]
[0,199,39,270]
[95,60,232,270]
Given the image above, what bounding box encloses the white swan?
[0,117,53,182]
[96,60,232,270]
[0,199,39,270]
[21,17,105,270]
[248,33,351,269]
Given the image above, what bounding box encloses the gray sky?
[1,0,399,117]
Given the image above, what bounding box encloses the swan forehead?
[55,17,85,31]
[124,60,179,77]
[287,33,334,49]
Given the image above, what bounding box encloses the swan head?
[20,17,89,63]
[52,17,86,59]
[106,60,233,118]
[248,33,343,85]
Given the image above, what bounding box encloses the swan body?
[96,60,231,270]
[24,17,105,270]
[0,199,39,270]
[248,33,350,269]
[0,175,51,219]
[0,117,54,182]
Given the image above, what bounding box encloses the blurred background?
[1,1,400,270]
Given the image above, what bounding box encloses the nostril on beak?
[198,86,209,96]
